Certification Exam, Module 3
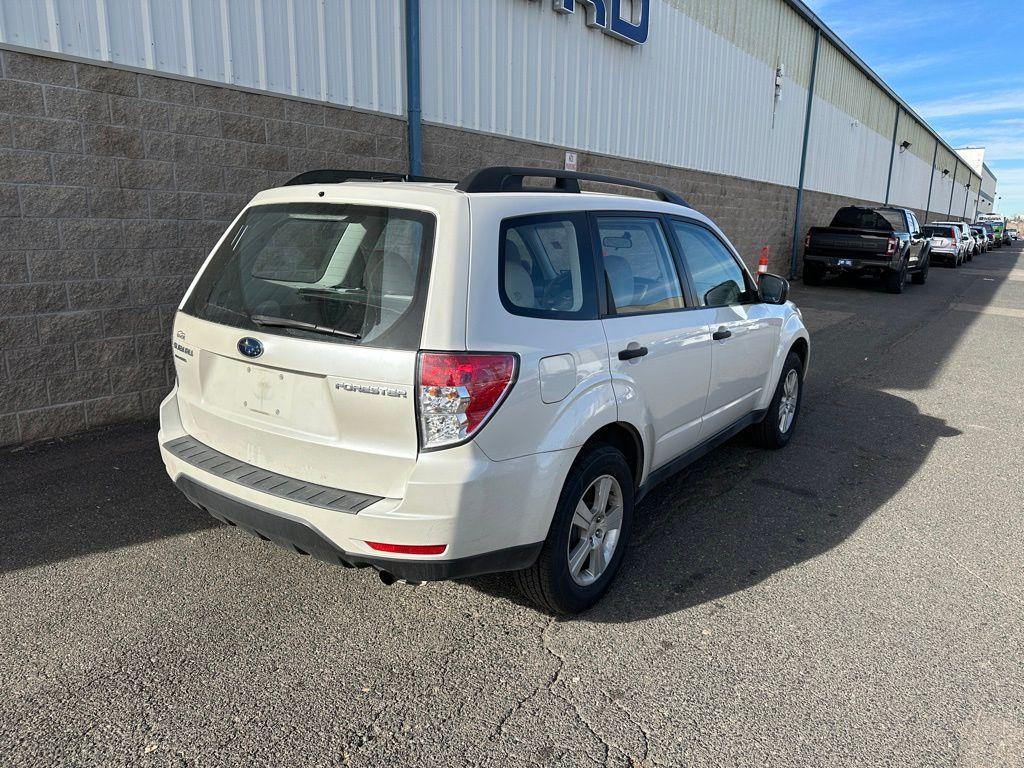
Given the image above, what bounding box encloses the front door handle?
[712,327,732,341]
[618,345,649,361]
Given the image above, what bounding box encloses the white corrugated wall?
[0,0,406,115]
[0,0,976,214]
[419,0,808,189]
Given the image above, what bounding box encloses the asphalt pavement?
[2,243,1023,767]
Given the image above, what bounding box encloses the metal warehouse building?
[0,0,990,445]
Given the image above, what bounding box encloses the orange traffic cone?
[757,246,770,278]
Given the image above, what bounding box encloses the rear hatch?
[172,200,436,499]
[922,226,958,251]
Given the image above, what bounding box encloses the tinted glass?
[831,207,897,231]
[596,217,685,315]
[922,226,957,238]
[877,210,907,231]
[501,214,594,318]
[671,221,749,308]
[182,203,434,349]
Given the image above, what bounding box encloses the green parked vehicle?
[977,215,1008,247]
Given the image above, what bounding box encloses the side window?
[595,216,686,315]
[500,214,596,319]
[670,221,750,308]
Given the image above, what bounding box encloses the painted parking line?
[951,303,1024,319]
[958,268,1024,281]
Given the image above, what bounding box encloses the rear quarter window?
[499,213,598,320]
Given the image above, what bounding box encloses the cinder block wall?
[0,49,406,446]
[1,49,950,447]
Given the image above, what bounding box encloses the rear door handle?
[618,346,649,361]
[712,327,732,341]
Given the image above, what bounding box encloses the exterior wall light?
[899,140,912,153]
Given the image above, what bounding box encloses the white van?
[159,168,810,613]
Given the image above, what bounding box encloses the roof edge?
[782,0,978,182]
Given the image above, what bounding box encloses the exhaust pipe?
[378,571,425,587]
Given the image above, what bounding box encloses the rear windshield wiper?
[250,314,361,339]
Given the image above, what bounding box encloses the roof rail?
[455,166,689,207]
[283,169,455,186]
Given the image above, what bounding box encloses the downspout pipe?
[404,0,423,177]
[790,27,820,280]
[924,141,938,220]
[884,107,900,205]
[948,159,958,217]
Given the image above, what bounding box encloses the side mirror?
[759,273,789,305]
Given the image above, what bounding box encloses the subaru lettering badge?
[237,337,264,359]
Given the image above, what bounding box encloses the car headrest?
[365,250,415,296]
[504,259,535,308]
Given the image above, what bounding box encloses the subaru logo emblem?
[237,337,263,358]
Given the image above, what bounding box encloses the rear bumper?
[158,387,572,580]
[174,475,541,581]
[804,252,900,271]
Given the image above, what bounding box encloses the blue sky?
[805,0,1023,217]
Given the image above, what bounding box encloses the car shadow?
[469,385,960,620]
[0,421,218,573]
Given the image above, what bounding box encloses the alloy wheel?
[778,369,800,434]
[567,475,624,587]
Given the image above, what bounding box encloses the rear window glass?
[922,226,956,238]
[830,208,902,231]
[182,203,435,349]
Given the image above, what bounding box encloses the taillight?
[417,352,517,450]
[804,232,811,249]
[886,236,898,255]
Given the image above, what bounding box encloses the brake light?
[365,541,447,556]
[804,232,811,249]
[417,352,517,449]
[886,236,898,255]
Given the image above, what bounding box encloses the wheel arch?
[789,336,809,372]
[577,422,645,490]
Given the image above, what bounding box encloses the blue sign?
[538,0,650,46]
[237,337,264,358]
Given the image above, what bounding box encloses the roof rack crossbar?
[284,169,455,186]
[455,166,689,207]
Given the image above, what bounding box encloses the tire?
[803,262,825,286]
[514,446,634,615]
[884,261,907,293]
[753,351,804,449]
[911,255,929,285]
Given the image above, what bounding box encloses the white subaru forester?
[159,167,809,614]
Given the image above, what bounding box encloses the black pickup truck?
[803,206,930,293]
